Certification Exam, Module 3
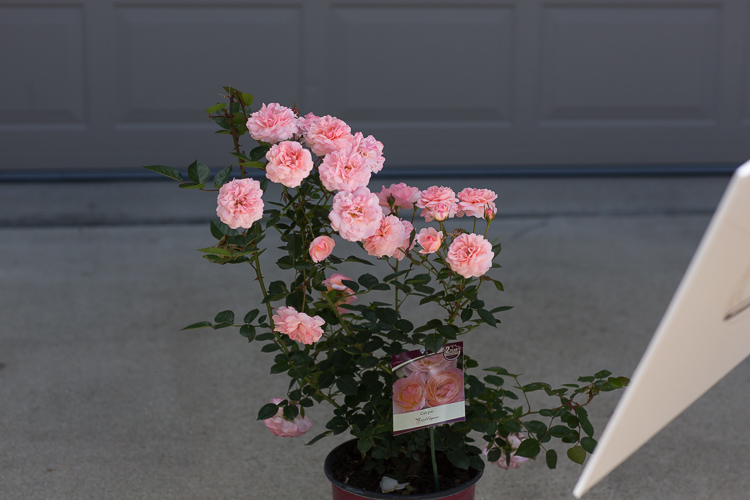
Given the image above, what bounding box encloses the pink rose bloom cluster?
[309,235,335,263]
[265,141,313,188]
[363,216,413,260]
[263,397,312,437]
[246,103,298,144]
[350,132,385,173]
[329,187,384,242]
[376,183,420,214]
[305,115,353,156]
[446,233,494,278]
[416,186,459,222]
[272,306,325,345]
[484,434,530,470]
[393,363,464,414]
[416,227,443,255]
[319,146,371,192]
[216,178,264,229]
[457,188,498,220]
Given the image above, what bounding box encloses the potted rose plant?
[145,87,628,499]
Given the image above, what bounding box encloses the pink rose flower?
[263,397,313,437]
[322,273,357,310]
[457,188,498,219]
[319,147,372,192]
[265,141,314,188]
[416,227,443,255]
[362,215,410,259]
[305,115,352,156]
[350,132,385,173]
[309,235,335,263]
[216,178,264,229]
[329,187,384,242]
[402,355,457,376]
[272,306,325,345]
[445,233,494,278]
[416,186,459,222]
[376,183,420,214]
[246,103,298,144]
[484,434,530,469]
[392,372,427,414]
[425,368,465,408]
[296,112,319,137]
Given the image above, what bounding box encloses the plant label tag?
[391,342,465,435]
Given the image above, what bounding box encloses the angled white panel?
[574,161,750,497]
[115,6,303,126]
[540,5,720,125]
[0,6,86,126]
[331,6,513,122]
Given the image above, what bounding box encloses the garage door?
[2,0,749,171]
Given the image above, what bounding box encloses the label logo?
[442,344,461,361]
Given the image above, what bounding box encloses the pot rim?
[323,439,483,500]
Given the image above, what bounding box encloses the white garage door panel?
[1,0,749,171]
[539,6,720,124]
[0,6,86,127]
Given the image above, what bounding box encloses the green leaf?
[514,438,540,459]
[545,449,558,469]
[486,447,502,464]
[268,280,288,295]
[424,333,444,354]
[142,164,184,182]
[270,362,289,374]
[249,145,270,161]
[549,425,574,438]
[198,246,233,256]
[567,446,586,465]
[187,160,211,184]
[522,419,544,433]
[340,280,360,293]
[239,324,256,341]
[213,165,232,187]
[581,437,597,454]
[210,219,238,239]
[214,310,234,324]
[181,321,212,330]
[490,305,513,313]
[306,430,333,446]
[446,450,470,470]
[344,255,374,266]
[483,375,504,386]
[358,273,379,288]
[477,309,497,327]
[257,402,279,420]
[206,102,227,114]
[594,370,613,379]
[357,439,373,454]
[239,93,254,106]
[244,309,260,324]
[261,343,281,353]
[336,376,358,396]
[282,404,299,421]
[484,366,511,375]
[575,409,594,438]
[178,182,203,190]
